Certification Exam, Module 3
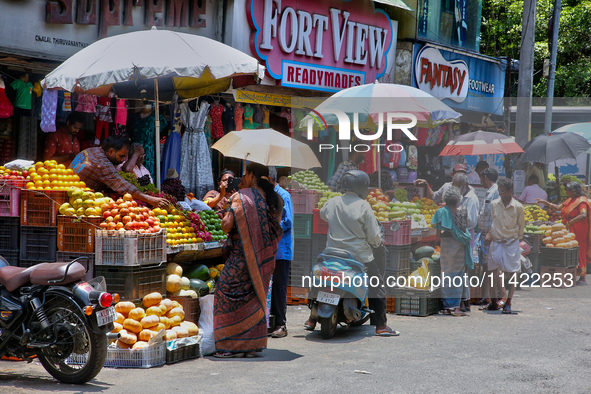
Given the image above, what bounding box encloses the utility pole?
[515,0,537,147]
[543,0,562,134]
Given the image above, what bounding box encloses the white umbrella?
[42,27,264,187]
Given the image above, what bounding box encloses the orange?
[66,169,74,175]
[26,182,34,189]
[57,164,66,170]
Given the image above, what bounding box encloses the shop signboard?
[247,0,395,92]
[0,0,215,61]
[412,43,505,115]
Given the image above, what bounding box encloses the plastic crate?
[0,249,19,266]
[383,219,411,246]
[528,252,541,274]
[56,251,95,282]
[523,233,543,254]
[57,215,102,253]
[384,268,410,296]
[20,190,67,227]
[95,264,166,301]
[19,258,56,268]
[385,244,411,271]
[289,190,318,214]
[539,266,577,288]
[293,238,313,264]
[540,246,579,268]
[290,260,312,287]
[312,209,328,235]
[0,216,19,250]
[95,229,167,266]
[19,226,58,262]
[293,213,313,239]
[394,287,441,316]
[311,234,327,260]
[165,339,201,364]
[67,340,166,368]
[168,295,201,324]
[0,179,24,217]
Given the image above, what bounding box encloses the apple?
[131,200,138,207]
[111,209,119,216]
[153,225,161,232]
[113,215,121,222]
[122,216,132,224]
[99,222,108,229]
[103,210,112,219]
[116,222,124,229]
[105,216,114,223]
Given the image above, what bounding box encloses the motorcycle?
[307,248,372,339]
[0,256,119,384]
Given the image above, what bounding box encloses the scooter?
[307,248,372,339]
[0,256,118,384]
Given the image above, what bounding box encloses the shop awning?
[372,0,414,11]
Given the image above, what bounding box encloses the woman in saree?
[431,187,474,316]
[212,162,284,358]
[537,182,591,286]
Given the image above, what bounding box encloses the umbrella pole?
[155,78,161,189]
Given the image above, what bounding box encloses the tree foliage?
[480,0,591,97]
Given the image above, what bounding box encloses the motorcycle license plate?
[96,306,116,327]
[317,291,340,306]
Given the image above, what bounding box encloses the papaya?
[184,264,210,281]
[414,246,435,260]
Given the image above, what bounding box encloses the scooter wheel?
[320,309,338,339]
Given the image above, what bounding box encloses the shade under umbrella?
[439,131,524,156]
[211,129,322,169]
[519,132,591,164]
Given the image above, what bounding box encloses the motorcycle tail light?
[99,292,113,308]
[112,293,120,303]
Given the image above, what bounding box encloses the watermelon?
[414,246,435,260]
[185,264,210,281]
[189,279,209,297]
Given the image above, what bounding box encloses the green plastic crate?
[293,213,313,239]
[394,287,441,317]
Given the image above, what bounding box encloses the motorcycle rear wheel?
[36,297,107,384]
[320,308,338,339]
[349,313,371,327]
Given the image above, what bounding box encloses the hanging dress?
[234,104,244,131]
[243,105,254,129]
[0,78,13,119]
[179,101,214,199]
[209,102,224,139]
[132,111,168,181]
[161,97,182,182]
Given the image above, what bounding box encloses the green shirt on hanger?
[10,79,33,110]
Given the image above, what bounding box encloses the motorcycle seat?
[0,264,49,292]
[30,262,86,287]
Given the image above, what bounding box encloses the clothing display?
[10,78,33,110]
[0,78,13,118]
[234,104,244,131]
[179,101,214,199]
[161,98,182,182]
[262,106,270,128]
[40,89,58,133]
[132,109,168,181]
[222,104,235,134]
[75,93,97,113]
[209,102,224,139]
[95,96,113,140]
[253,105,263,127]
[243,105,254,129]
[115,99,127,125]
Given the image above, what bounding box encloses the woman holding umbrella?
[537,182,591,285]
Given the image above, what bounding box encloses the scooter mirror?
[389,222,401,232]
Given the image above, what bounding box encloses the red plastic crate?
[383,219,411,245]
[0,179,25,217]
[312,209,328,235]
[289,189,319,214]
[20,190,67,227]
[57,215,103,253]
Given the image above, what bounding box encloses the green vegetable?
[185,264,211,281]
[189,278,209,297]
[414,246,435,259]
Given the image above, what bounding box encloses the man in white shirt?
[518,175,548,207]
[304,170,399,337]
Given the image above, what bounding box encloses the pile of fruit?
[0,166,27,180]
[542,223,578,249]
[153,206,202,246]
[165,262,221,298]
[59,187,113,217]
[197,210,227,241]
[414,197,439,225]
[25,160,88,191]
[524,224,545,234]
[545,206,563,222]
[524,204,550,222]
[387,201,429,228]
[317,191,342,209]
[288,170,330,192]
[392,188,409,202]
[111,292,199,349]
[366,189,391,221]
[99,193,162,233]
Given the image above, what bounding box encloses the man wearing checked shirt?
[327,151,365,192]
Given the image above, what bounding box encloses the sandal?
[213,352,245,358]
[304,320,316,331]
[376,327,400,336]
[472,298,489,306]
[244,352,258,358]
[502,304,512,315]
[450,310,466,317]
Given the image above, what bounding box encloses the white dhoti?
[489,239,521,273]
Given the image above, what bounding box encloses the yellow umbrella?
[211,129,321,169]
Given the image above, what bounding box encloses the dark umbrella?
[519,132,591,164]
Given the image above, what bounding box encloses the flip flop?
[450,311,467,317]
[502,305,512,315]
[304,321,316,331]
[376,328,400,337]
[213,352,245,358]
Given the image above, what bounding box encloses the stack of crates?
[19,190,66,267]
[539,246,579,288]
[290,190,317,289]
[0,180,24,266]
[56,215,103,281]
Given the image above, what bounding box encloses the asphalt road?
[2,285,591,394]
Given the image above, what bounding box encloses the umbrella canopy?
[519,132,591,164]
[552,122,591,142]
[42,27,264,101]
[211,129,322,169]
[301,83,462,129]
[439,131,524,156]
